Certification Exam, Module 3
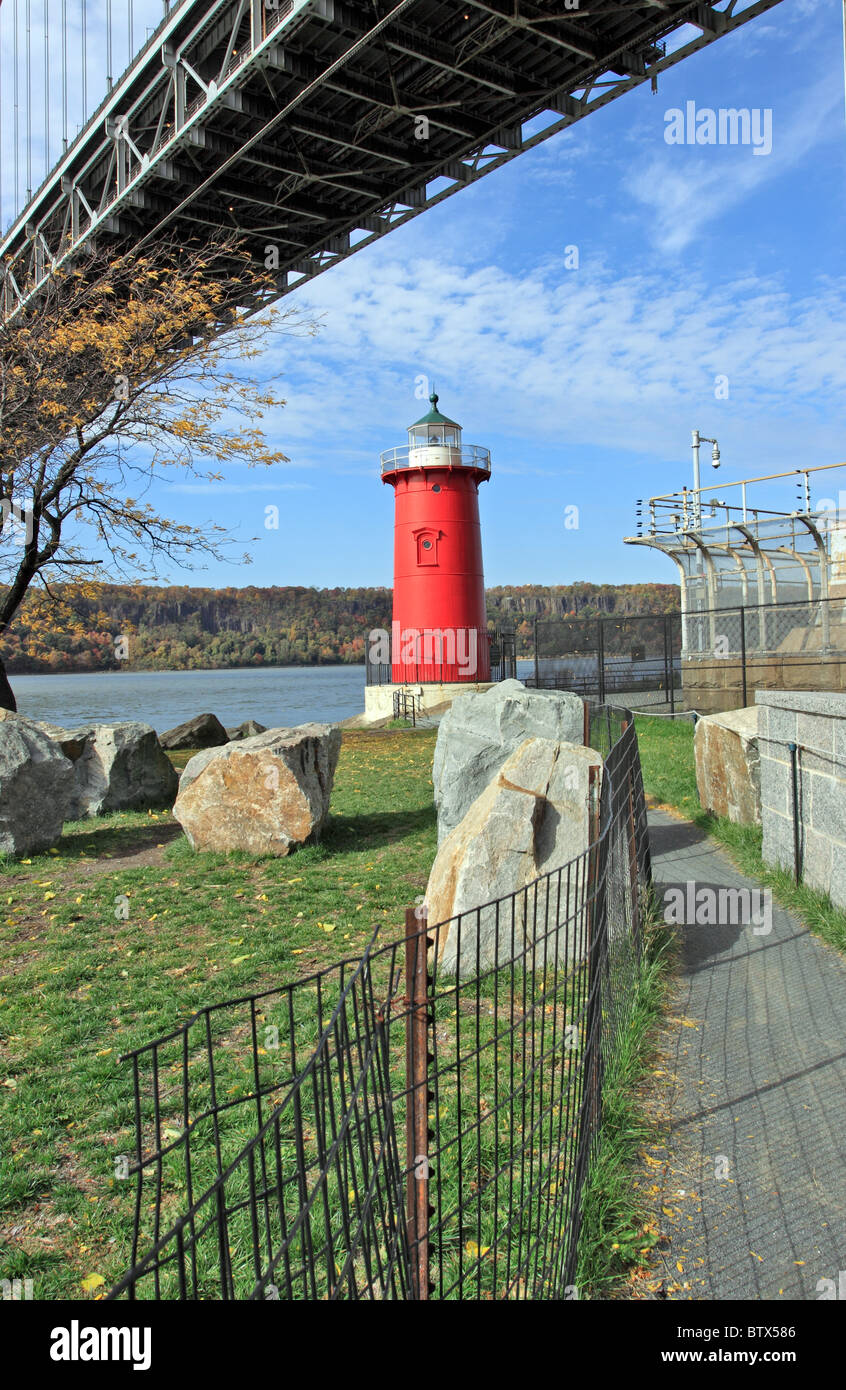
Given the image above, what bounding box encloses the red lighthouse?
[381,392,491,683]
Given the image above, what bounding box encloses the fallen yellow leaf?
[465,1240,490,1259]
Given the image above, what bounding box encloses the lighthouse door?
[413,528,441,566]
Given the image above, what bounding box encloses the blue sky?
[3,0,845,591]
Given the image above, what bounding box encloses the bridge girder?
[1,0,785,319]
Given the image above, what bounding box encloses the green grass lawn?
[14,712,822,1302]
[0,721,658,1302]
[632,715,700,819]
[635,713,846,956]
[0,728,439,1300]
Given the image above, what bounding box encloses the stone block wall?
[756,691,846,911]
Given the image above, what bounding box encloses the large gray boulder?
[173,723,341,855]
[694,706,761,825]
[425,737,602,978]
[37,721,179,818]
[432,679,585,842]
[159,713,228,750]
[0,710,73,855]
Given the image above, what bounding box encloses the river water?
[8,666,369,732]
[9,659,543,732]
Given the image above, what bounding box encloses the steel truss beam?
[1,0,785,320]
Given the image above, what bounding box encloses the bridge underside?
[2,0,783,318]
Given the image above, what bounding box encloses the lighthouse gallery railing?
[380,443,491,474]
[107,704,652,1301]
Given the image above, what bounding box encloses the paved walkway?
[644,808,846,1300]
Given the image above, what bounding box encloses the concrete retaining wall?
[363,680,497,723]
[684,655,846,715]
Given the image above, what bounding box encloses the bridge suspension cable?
[0,0,155,233]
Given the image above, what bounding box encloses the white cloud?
[622,77,841,254]
[260,244,846,474]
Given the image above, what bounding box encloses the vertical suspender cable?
[62,0,67,149]
[45,0,50,181]
[107,0,113,89]
[26,0,32,199]
[82,0,87,125]
[0,10,3,234]
[13,0,19,214]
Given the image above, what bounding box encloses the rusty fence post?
[620,719,642,953]
[405,905,432,1300]
[585,764,604,1134]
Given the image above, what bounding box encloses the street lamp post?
[691,429,721,529]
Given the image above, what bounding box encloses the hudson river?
[9,666,369,731]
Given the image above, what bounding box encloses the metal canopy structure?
[624,461,846,657]
[1,0,784,318]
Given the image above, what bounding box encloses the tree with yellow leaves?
[0,235,316,709]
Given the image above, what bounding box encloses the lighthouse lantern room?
[379,391,492,689]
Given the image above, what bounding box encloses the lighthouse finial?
[430,386,438,410]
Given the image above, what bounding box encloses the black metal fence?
[108,704,651,1301]
[392,690,418,724]
[365,625,518,686]
[527,596,846,713]
[527,613,681,710]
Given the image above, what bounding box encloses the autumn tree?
[0,235,316,709]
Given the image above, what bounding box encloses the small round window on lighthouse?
[431,484,441,493]
[422,540,432,550]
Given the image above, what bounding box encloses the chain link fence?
[529,597,846,714]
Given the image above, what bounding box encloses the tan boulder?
[425,737,602,978]
[173,723,341,855]
[694,706,761,825]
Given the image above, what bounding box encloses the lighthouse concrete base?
[363,680,498,725]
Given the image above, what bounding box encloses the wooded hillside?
[1,581,680,673]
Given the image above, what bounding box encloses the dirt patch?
[72,822,183,876]
[1,915,43,947]
[1,824,186,956]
